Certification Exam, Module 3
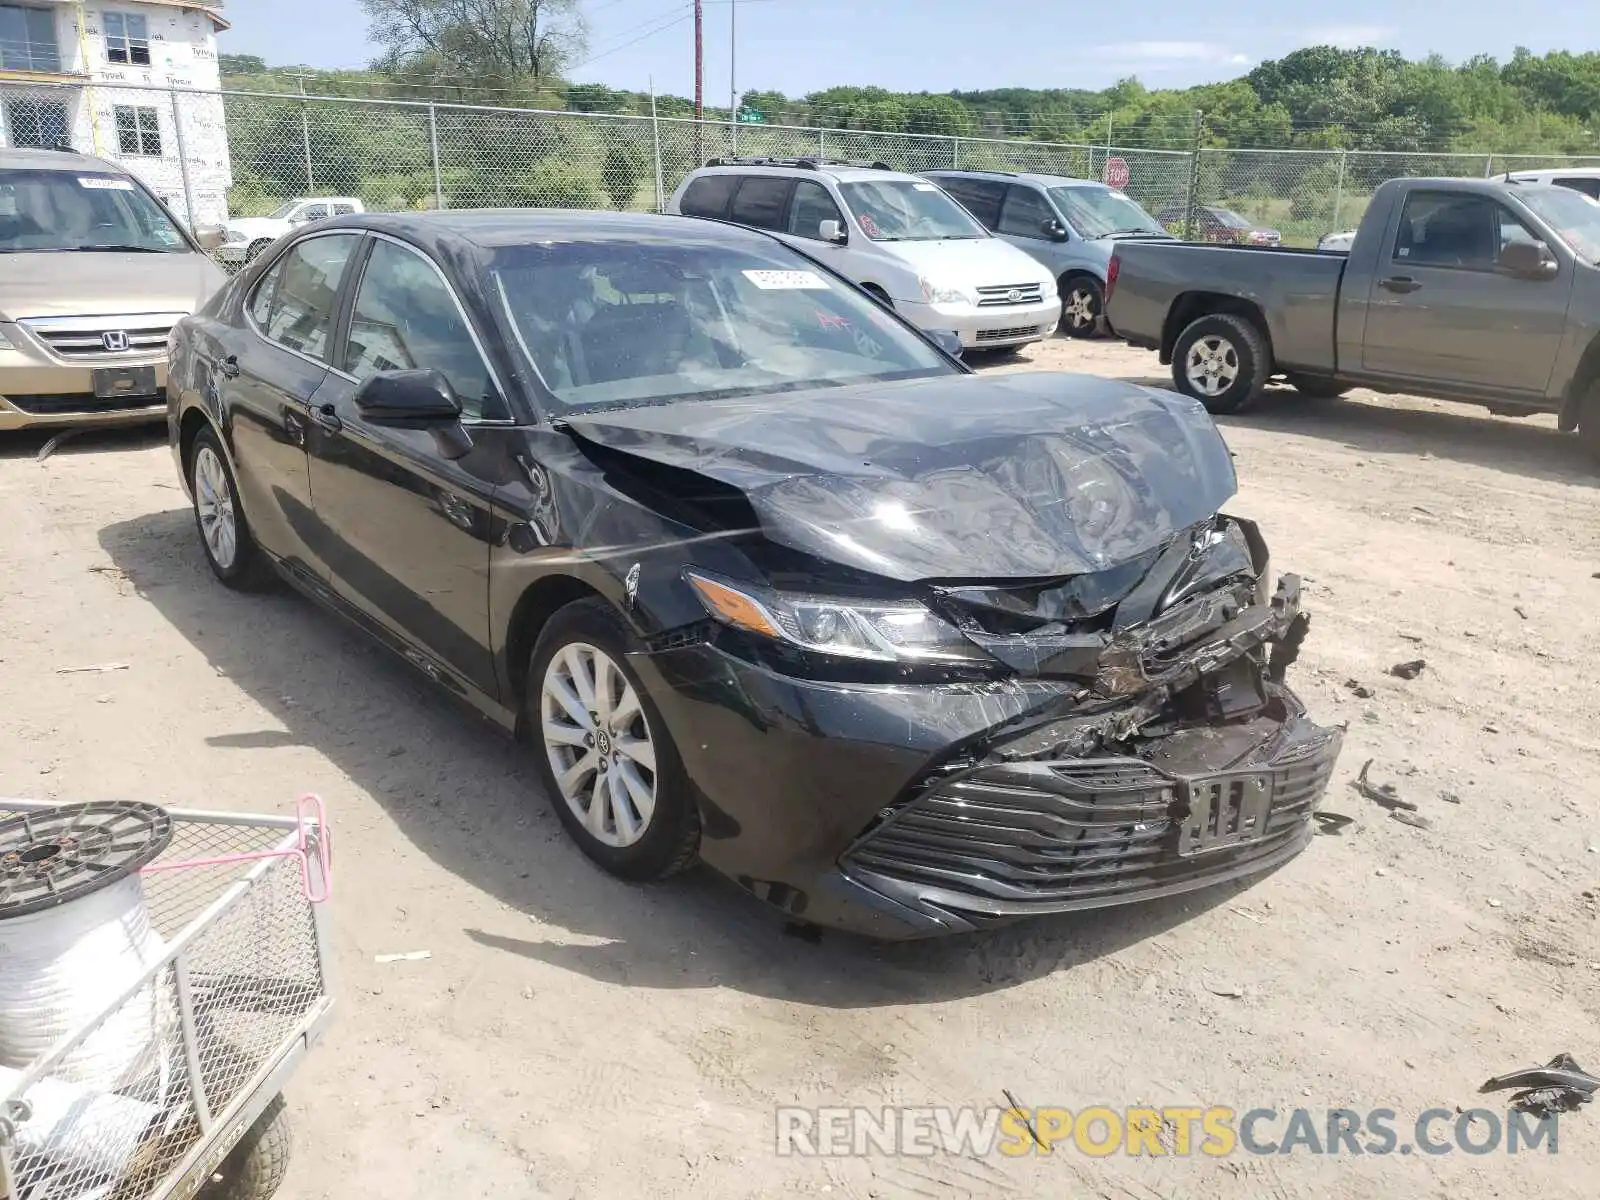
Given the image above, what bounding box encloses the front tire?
[525,599,700,881]
[1060,275,1104,339]
[188,427,272,590]
[1172,313,1271,414]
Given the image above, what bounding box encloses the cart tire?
[204,1095,292,1200]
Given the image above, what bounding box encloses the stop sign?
[1104,156,1131,190]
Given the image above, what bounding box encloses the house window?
[0,5,60,73]
[114,105,161,156]
[104,11,150,66]
[3,92,68,148]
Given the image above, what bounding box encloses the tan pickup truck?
[0,147,225,432]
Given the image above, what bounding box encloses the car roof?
[319,208,797,255]
[0,146,128,174]
[688,162,915,185]
[928,169,1103,188]
[1503,167,1600,179]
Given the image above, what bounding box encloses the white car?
[668,158,1061,351]
[1495,167,1600,200]
[216,197,365,265]
[1317,229,1357,253]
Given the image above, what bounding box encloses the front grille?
[842,718,1341,914]
[975,325,1044,342]
[5,392,164,415]
[975,283,1043,308]
[19,313,185,361]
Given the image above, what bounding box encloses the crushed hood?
[565,372,1237,582]
[0,251,224,321]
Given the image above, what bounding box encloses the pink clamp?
[142,793,332,903]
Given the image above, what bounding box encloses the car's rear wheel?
[1285,373,1350,399]
[525,599,699,881]
[188,427,272,589]
[245,239,272,264]
[1172,313,1271,415]
[1060,275,1104,339]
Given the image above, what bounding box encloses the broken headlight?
[685,571,987,664]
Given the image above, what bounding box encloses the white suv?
[667,158,1060,350]
[216,196,365,265]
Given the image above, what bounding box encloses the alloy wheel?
[1064,286,1099,332]
[193,446,238,570]
[539,642,657,848]
[1184,335,1241,398]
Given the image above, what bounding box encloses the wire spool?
[0,802,174,1090]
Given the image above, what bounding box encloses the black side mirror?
[353,369,463,425]
[1044,219,1069,242]
[928,329,964,361]
[1497,239,1559,280]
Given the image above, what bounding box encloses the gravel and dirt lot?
[2,338,1598,1199]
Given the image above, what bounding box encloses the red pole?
[694,0,704,162]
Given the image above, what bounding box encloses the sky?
[222,0,1600,100]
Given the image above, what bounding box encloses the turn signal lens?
[686,573,783,639]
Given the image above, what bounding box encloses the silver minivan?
[926,170,1175,338]
[667,158,1061,351]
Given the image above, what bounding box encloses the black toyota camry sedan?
[166,208,1341,938]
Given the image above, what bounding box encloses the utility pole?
[729,0,738,155]
[694,0,704,164]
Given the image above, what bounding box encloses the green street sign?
[736,108,765,125]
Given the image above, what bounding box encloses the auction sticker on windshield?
[744,269,831,290]
[78,177,135,190]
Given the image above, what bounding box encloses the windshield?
[1214,209,1253,229]
[1047,186,1166,238]
[837,180,987,241]
[0,169,190,253]
[268,201,299,220]
[492,238,956,412]
[1521,186,1600,263]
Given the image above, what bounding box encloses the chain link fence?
[6,81,1599,249]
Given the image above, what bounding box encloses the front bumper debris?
[840,698,1341,930]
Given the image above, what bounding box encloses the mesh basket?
[0,803,331,1200]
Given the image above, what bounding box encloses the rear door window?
[253,233,361,360]
[679,174,738,218]
[940,178,1005,228]
[728,176,793,230]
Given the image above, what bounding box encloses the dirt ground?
[2,338,1598,1199]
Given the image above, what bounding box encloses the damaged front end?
[839,514,1342,930]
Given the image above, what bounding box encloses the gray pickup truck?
[1104,176,1600,457]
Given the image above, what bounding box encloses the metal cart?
[0,799,333,1200]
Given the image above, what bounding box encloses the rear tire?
[1059,275,1104,339]
[245,239,272,264]
[1172,313,1272,415]
[1579,381,1600,466]
[524,599,700,881]
[1285,373,1350,399]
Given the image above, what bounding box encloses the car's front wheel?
[188,427,272,589]
[1172,313,1271,414]
[1059,275,1104,339]
[525,599,700,881]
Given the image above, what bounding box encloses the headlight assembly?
[685,571,986,664]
